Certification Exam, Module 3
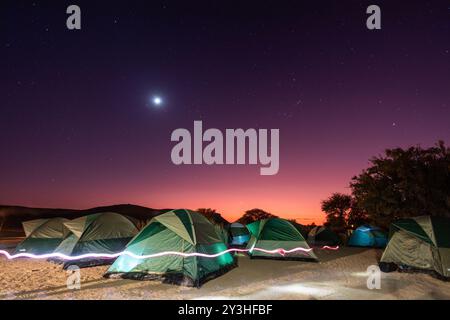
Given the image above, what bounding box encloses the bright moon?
[152,96,163,106]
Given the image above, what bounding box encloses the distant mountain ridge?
[0,204,172,237]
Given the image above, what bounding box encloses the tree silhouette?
[346,203,370,228]
[237,208,278,224]
[321,193,352,231]
[351,141,450,227]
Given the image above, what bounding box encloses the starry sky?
[1,1,449,223]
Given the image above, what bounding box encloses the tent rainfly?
[54,212,139,268]
[15,218,70,255]
[380,216,450,279]
[245,218,318,261]
[213,224,230,246]
[105,209,236,287]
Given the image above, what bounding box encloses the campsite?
[1,141,450,299]
[1,246,450,300]
[1,205,450,299]
[2,1,450,303]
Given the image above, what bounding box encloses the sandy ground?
[1,247,449,300]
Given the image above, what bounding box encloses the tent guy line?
[0,246,339,261]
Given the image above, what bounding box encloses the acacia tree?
[237,208,278,224]
[321,193,352,230]
[350,141,450,227]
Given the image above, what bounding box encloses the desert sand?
[1,247,449,300]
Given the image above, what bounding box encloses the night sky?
[2,1,450,223]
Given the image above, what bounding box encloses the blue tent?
[348,225,387,248]
[228,223,250,246]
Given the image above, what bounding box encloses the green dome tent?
[54,212,139,268]
[292,222,308,239]
[15,218,70,254]
[380,216,450,279]
[245,218,318,261]
[105,209,236,287]
[307,226,340,246]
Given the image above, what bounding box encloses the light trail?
[0,246,339,261]
[321,245,340,250]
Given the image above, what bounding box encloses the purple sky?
[1,1,449,223]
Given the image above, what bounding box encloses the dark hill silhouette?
[0,204,172,237]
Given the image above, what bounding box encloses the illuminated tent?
[347,225,387,248]
[307,226,340,246]
[228,222,250,246]
[245,218,318,261]
[380,216,450,278]
[14,218,70,254]
[54,212,139,268]
[105,209,236,287]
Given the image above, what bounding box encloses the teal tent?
[347,225,387,248]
